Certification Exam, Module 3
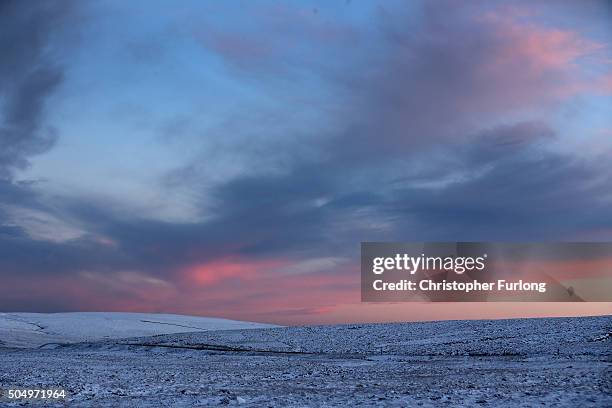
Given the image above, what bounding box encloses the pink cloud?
[496,257,612,281]
[174,258,358,324]
[479,9,611,101]
[2,260,609,325]
[473,10,609,107]
[182,257,285,286]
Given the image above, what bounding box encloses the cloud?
[0,1,610,322]
[183,0,611,170]
[329,0,611,162]
[1,119,610,321]
[385,123,612,240]
[0,1,73,179]
[194,2,359,76]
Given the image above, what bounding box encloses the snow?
[0,315,609,406]
[0,312,277,348]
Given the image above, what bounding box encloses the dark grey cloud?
[208,121,608,247]
[0,1,79,282]
[0,1,610,314]
[323,0,607,165]
[0,0,72,179]
[7,119,607,277]
[386,127,611,240]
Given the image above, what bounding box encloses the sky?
[1,0,611,325]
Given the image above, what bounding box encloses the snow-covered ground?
[0,316,610,407]
[0,312,277,348]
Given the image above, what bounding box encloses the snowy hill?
[0,316,609,406]
[0,312,277,348]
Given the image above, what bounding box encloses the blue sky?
[1,0,611,323]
